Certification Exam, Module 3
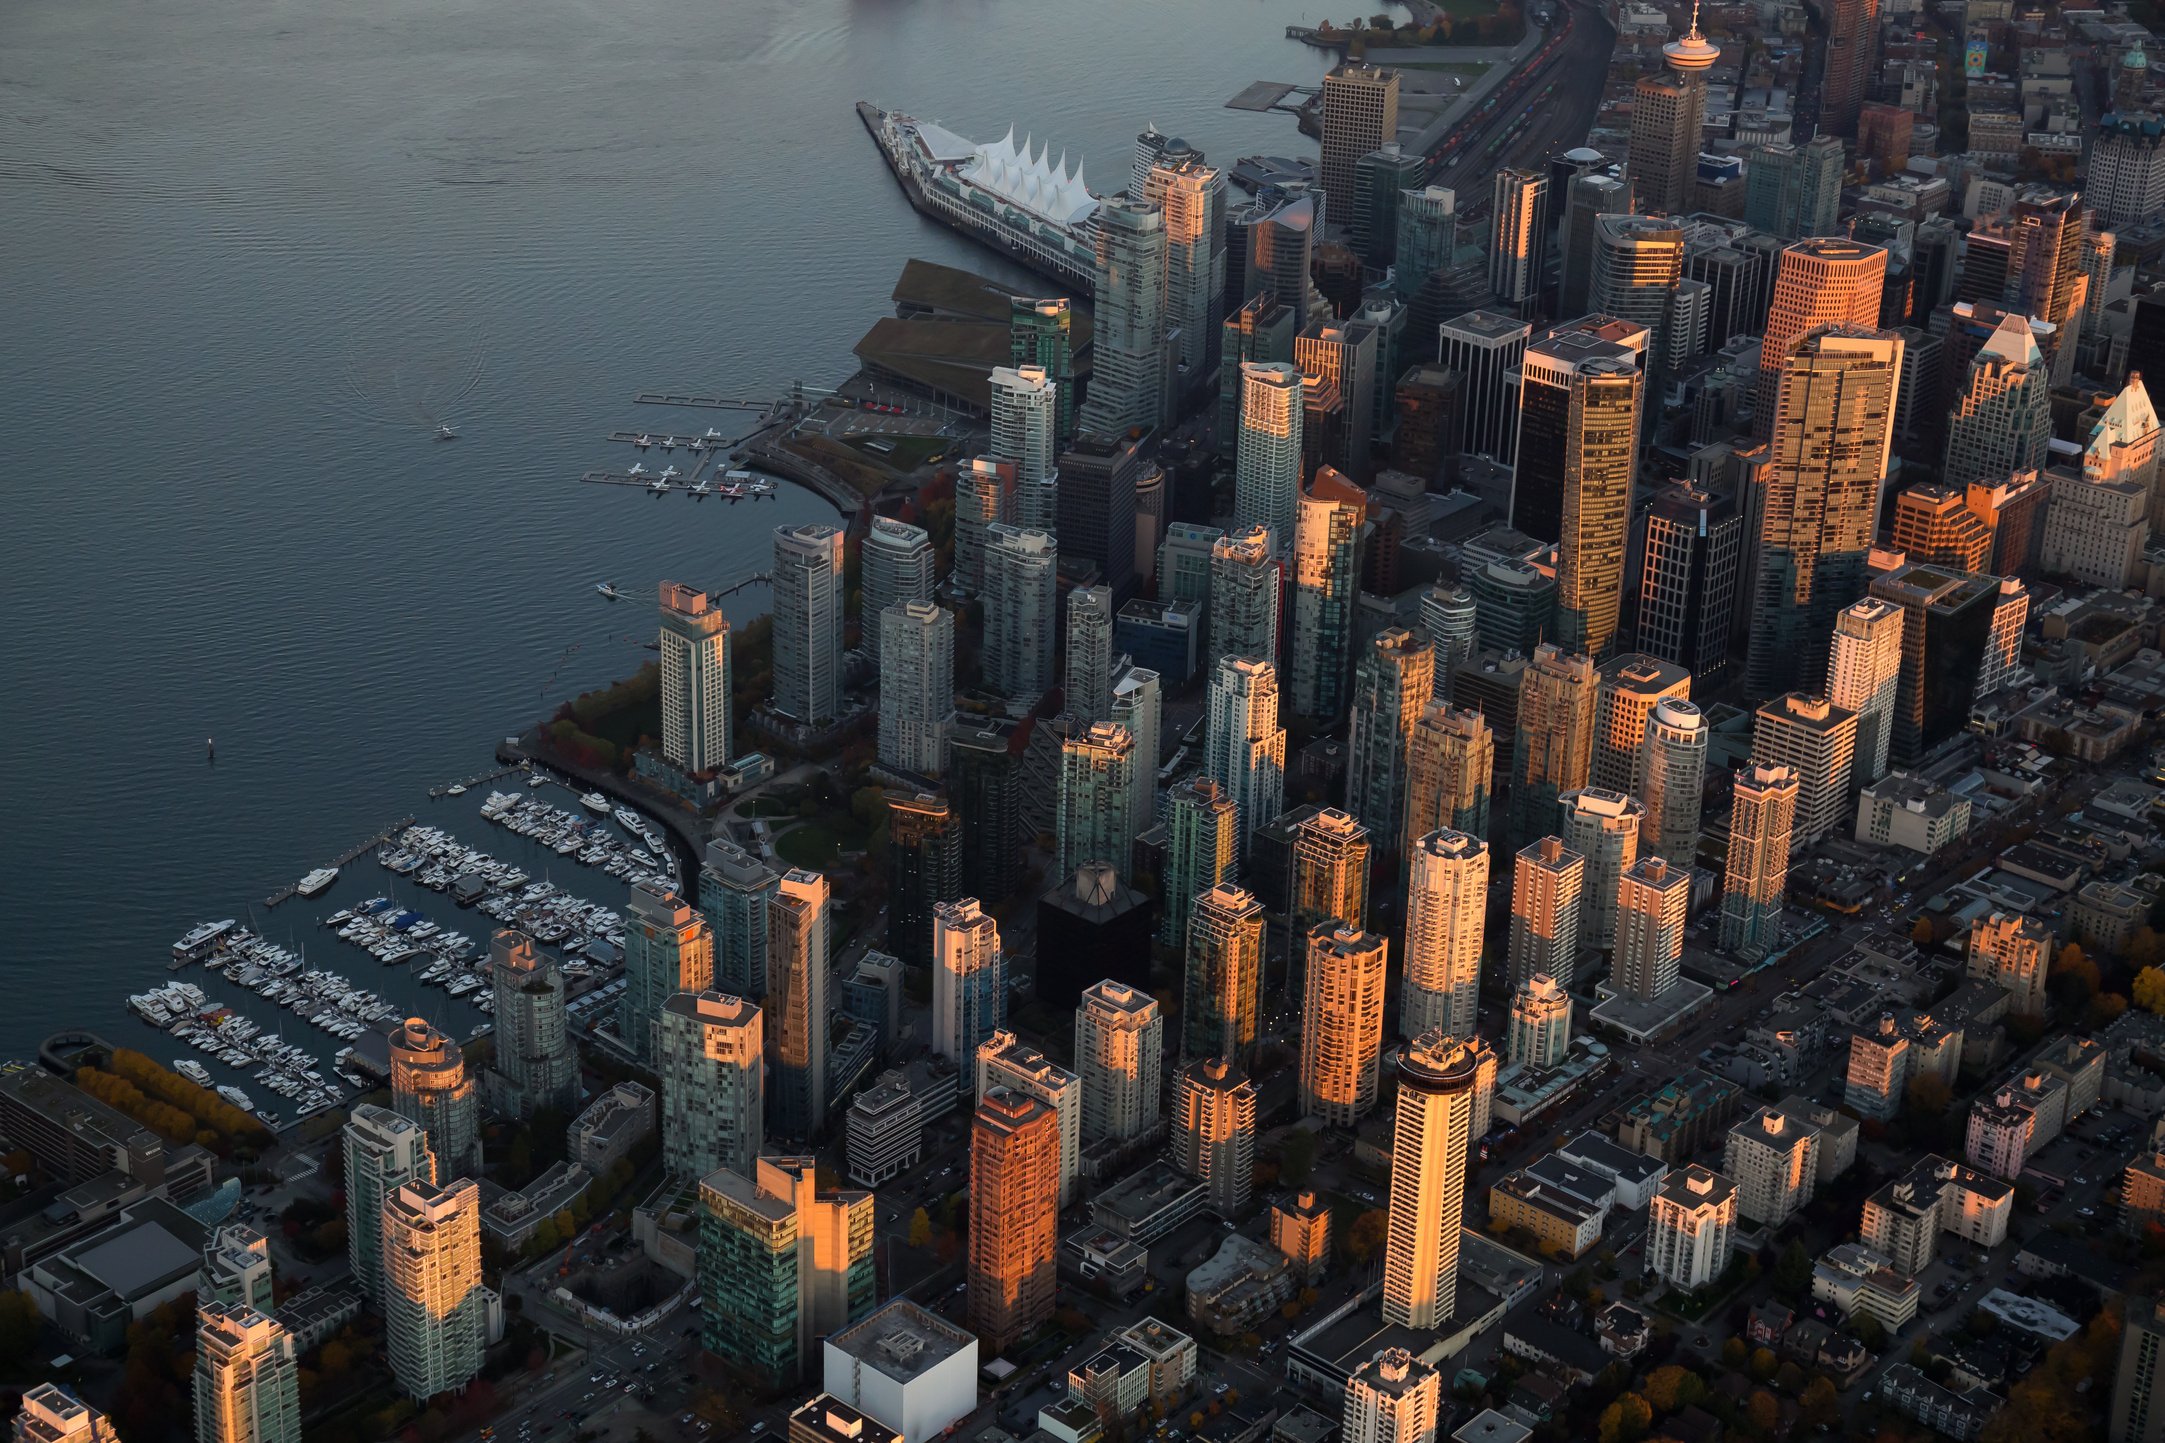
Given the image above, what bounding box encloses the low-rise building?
[790,1397,906,1443]
[847,1071,924,1187]
[1553,1132,1667,1208]
[2124,1149,2165,1236]
[1270,1190,1332,1282]
[822,1301,979,1443]
[1185,1233,1295,1335]
[1854,773,1972,854]
[1878,1363,1997,1442]
[1811,1243,1919,1330]
[1612,1069,1742,1162]
[570,1082,656,1175]
[1488,1171,1605,1258]
[1114,1319,1197,1410]
[22,1197,207,1354]
[1091,1161,1205,1246]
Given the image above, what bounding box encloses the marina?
[262,816,416,909]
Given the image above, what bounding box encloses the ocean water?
[0,0,1387,1064]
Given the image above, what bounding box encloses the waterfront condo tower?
[657,990,763,1180]
[771,522,846,728]
[620,880,715,1067]
[381,1178,487,1400]
[657,580,731,775]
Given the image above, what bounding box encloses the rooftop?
[828,1298,978,1381]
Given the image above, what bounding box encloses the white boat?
[595,582,625,601]
[581,792,612,814]
[217,1085,255,1112]
[175,1060,211,1086]
[447,784,468,796]
[296,867,339,897]
[436,423,457,441]
[173,920,237,962]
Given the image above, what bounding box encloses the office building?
[658,990,763,1180]
[2088,374,2163,529]
[1722,1108,1820,1226]
[1588,217,1683,366]
[977,1031,1081,1209]
[1056,429,1144,597]
[1157,522,1221,622]
[1037,861,1152,1009]
[1746,328,1902,694]
[1110,663,1161,829]
[1439,311,1530,466]
[1142,150,1227,377]
[1647,1165,1736,1292]
[1182,885,1265,1065]
[1893,481,1995,568]
[769,869,831,1140]
[931,898,1003,1069]
[1630,73,1705,217]
[1509,836,1585,991]
[1416,586,1478,696]
[1296,321,1378,482]
[701,838,778,999]
[1208,527,1280,678]
[1160,777,1239,947]
[1750,693,1856,847]
[1075,981,1163,1148]
[953,457,1012,596]
[1080,199,1168,437]
[1320,64,1400,231]
[1968,911,2051,1017]
[1401,830,1488,1042]
[969,1090,1062,1353]
[1754,238,1887,429]
[1233,362,1305,551]
[1345,628,1434,849]
[1011,296,1076,443]
[1507,643,1599,851]
[1614,856,1691,1002]
[1355,143,1427,266]
[1513,324,1644,656]
[16,1386,120,1443]
[1382,1031,1482,1329]
[1508,972,1573,1070]
[2092,113,2165,229]
[1173,1058,1256,1217]
[847,1073,923,1189]
[981,524,1057,703]
[2043,461,2148,589]
[1236,188,1317,329]
[1591,655,1689,796]
[1828,598,1903,787]
[1064,586,1114,725]
[193,1303,300,1443]
[1719,764,1798,961]
[1300,924,1390,1126]
[1636,698,1707,868]
[822,1301,978,1443]
[2006,192,2088,384]
[1944,312,2052,483]
[1203,655,1286,846]
[1220,298,1297,458]
[1866,561,2000,767]
[700,1158,876,1385]
[1559,788,1642,952]
[1290,467,1367,721]
[1743,137,1843,239]
[1403,703,1492,852]
[486,929,576,1118]
[657,581,731,775]
[1292,807,1371,938]
[773,523,846,727]
[1055,721,1135,881]
[860,518,936,664]
[381,1178,486,1399]
[1395,183,1457,307]
[1489,168,1548,310]
[621,882,714,1068]
[342,1105,434,1308]
[949,722,1019,902]
[389,1017,479,1180]
[1636,483,1741,683]
[879,603,954,778]
[1558,170,1630,316]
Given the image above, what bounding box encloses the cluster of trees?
[1979,1303,2123,1443]
[1588,1357,1837,1443]
[73,1067,205,1146]
[109,1296,197,1443]
[108,1048,268,1140]
[541,660,663,772]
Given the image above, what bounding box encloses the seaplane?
[659,465,681,481]
[628,462,647,476]
[690,478,712,498]
[659,435,676,451]
[633,434,652,450]
[688,436,707,454]
[435,423,458,441]
[595,581,626,600]
[703,427,725,442]
[649,476,670,495]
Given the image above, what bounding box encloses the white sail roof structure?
[958,125,1100,229]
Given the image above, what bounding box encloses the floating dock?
[263,816,415,908]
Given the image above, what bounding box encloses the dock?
[1225,81,1305,112]
[579,469,781,499]
[263,816,416,909]
[632,393,779,413]
[428,763,522,801]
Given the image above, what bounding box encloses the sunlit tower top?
[1662,0,1721,73]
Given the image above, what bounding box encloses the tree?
[1749,1347,1779,1380]
[0,1290,39,1364]
[1853,1312,1888,1351]
[2058,942,2086,974]
[1344,1208,1390,1263]
[1644,1365,1706,1414]
[1280,1128,1318,1185]
[908,1207,933,1248]
[1911,917,1935,946]
[2136,966,2165,1015]
[1597,1393,1652,1443]
[1772,1241,1814,1300]
[1746,1389,1780,1435]
[1721,1336,1749,1369]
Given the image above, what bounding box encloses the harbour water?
[0,0,1395,1061]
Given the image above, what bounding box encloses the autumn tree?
[1746,1389,1780,1435]
[1344,1208,1390,1264]
[908,1207,933,1248]
[1644,1364,1706,1413]
[1597,1393,1652,1443]
[2136,966,2165,1015]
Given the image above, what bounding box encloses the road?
[1429,0,1615,197]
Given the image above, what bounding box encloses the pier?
[632,393,779,413]
[428,763,523,801]
[264,816,416,909]
[578,469,782,499]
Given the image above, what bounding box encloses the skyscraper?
[768,869,831,1140]
[389,1017,479,1179]
[1509,837,1586,990]
[1816,0,1880,137]
[1208,526,1281,673]
[1290,467,1367,721]
[989,364,1059,533]
[950,721,1020,901]
[342,1104,434,1307]
[1299,923,1390,1126]
[931,897,1003,1068]
[1065,586,1115,724]
[2006,191,2088,384]
[1173,1056,1256,1217]
[1637,697,1708,867]
[698,1158,875,1384]
[657,581,731,774]
[1508,972,1574,1069]
[1489,168,1549,311]
[1079,198,1168,436]
[1890,483,1996,572]
[981,523,1057,702]
[1591,654,1690,795]
[1395,185,1459,305]
[1867,560,2002,768]
[1355,143,1428,265]
[1754,239,1889,429]
[1236,189,1316,328]
[15,1387,120,1443]
[1439,311,1531,466]
[885,791,960,970]
[1558,171,1630,315]
[1183,884,1266,1065]
[1161,777,1239,946]
[658,990,763,1179]
[700,838,777,998]
[1075,980,1164,1148]
[193,1303,301,1443]
[1131,123,1172,201]
[1637,482,1740,683]
[1559,788,1643,951]
[1055,721,1136,880]
[622,881,714,1067]
[381,1178,486,1399]
[1143,149,1228,378]
[1828,598,1903,787]
[1589,216,1684,364]
[1512,321,1645,656]
[1219,296,1298,461]
[771,524,845,731]
[968,1089,1061,1353]
[1614,855,1691,1001]
[1320,64,1401,228]
[977,1030,1082,1208]
[878,601,954,778]
[485,928,577,1117]
[1204,655,1287,846]
[1746,327,1903,694]
[1233,362,1305,551]
[1507,643,1599,850]
[1750,693,1857,847]
[1944,311,2053,483]
[1403,703,1493,852]
[1743,137,1844,239]
[953,457,1012,596]
[1010,296,1076,443]
[1292,807,1372,938]
[1629,72,1706,217]
[1402,829,1488,1042]
[859,517,936,664]
[1381,1031,1482,1329]
[1346,628,1435,849]
[1417,586,1479,697]
[2087,373,2163,530]
[1296,323,1379,481]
